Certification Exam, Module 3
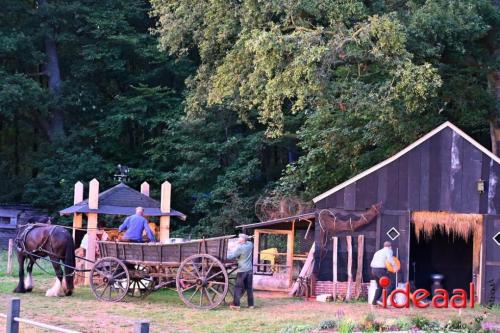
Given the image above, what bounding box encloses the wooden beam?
[160,181,171,242]
[346,236,353,301]
[85,179,99,285]
[72,181,84,241]
[287,221,295,288]
[332,237,338,300]
[355,235,364,299]
[7,239,13,275]
[140,182,150,197]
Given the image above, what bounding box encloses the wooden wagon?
[89,235,237,309]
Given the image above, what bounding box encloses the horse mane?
[26,216,52,224]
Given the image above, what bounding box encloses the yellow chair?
[260,248,279,273]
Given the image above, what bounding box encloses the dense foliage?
[1,0,499,235]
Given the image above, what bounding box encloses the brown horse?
[14,224,75,296]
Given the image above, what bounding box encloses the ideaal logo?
[379,277,475,309]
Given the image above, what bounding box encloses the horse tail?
[63,232,76,295]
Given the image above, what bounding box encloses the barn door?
[378,210,410,283]
[482,215,500,306]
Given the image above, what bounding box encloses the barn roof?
[237,212,316,228]
[313,121,500,203]
[59,182,186,219]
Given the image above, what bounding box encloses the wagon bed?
[98,235,234,266]
[90,235,238,309]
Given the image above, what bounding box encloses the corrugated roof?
[59,182,186,220]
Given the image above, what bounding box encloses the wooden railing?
[1,299,150,333]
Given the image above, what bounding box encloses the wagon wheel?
[214,265,237,305]
[176,254,229,310]
[128,264,155,298]
[90,257,129,302]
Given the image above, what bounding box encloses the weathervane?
[114,164,130,183]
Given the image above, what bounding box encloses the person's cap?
[384,241,392,247]
[238,233,249,241]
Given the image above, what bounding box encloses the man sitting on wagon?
[119,207,156,243]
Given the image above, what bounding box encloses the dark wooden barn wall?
[483,215,500,305]
[316,128,500,214]
[314,127,500,300]
[0,228,16,249]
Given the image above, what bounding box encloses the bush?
[338,318,356,333]
[318,319,337,330]
[395,317,413,331]
[410,316,430,329]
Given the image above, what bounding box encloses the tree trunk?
[38,0,65,140]
[489,1,500,157]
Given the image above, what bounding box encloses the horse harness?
[16,224,63,259]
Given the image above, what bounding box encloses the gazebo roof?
[59,182,186,219]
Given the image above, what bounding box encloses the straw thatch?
[412,211,483,242]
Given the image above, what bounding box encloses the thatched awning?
[412,211,483,242]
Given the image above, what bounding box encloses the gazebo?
[60,179,186,283]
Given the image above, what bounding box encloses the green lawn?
[0,250,498,333]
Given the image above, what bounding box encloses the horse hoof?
[26,288,33,293]
[13,287,26,293]
[65,290,73,296]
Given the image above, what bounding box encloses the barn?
[0,204,46,249]
[313,121,500,305]
[239,122,500,305]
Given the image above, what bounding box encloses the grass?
[0,250,499,333]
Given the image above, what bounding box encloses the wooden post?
[6,298,20,333]
[159,181,171,242]
[140,182,150,197]
[72,181,84,241]
[287,222,295,288]
[7,239,13,275]
[85,179,99,284]
[134,321,150,333]
[332,237,338,300]
[346,236,353,301]
[355,235,364,299]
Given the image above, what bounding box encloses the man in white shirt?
[370,241,396,305]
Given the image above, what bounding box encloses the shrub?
[410,316,430,329]
[338,318,356,333]
[318,319,337,330]
[395,317,413,331]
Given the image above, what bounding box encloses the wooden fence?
[1,298,150,333]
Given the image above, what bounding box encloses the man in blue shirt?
[119,207,156,243]
[227,233,254,309]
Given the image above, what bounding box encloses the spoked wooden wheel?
[176,254,229,310]
[90,257,129,302]
[128,265,155,298]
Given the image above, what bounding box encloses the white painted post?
[7,239,13,275]
[140,182,150,197]
[159,181,171,242]
[85,179,99,284]
[72,181,84,241]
